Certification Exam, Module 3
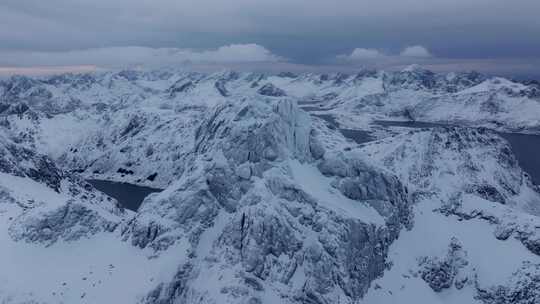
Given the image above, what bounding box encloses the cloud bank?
[337,45,433,62]
[337,48,385,60]
[332,45,540,78]
[1,43,539,79]
[400,45,432,58]
[2,0,540,65]
[1,1,540,77]
[0,44,284,69]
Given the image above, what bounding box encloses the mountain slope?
[357,127,540,304]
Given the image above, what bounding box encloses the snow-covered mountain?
[2,68,539,187]
[0,68,539,303]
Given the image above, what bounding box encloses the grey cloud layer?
[1,0,539,77]
[337,45,432,61]
[2,0,539,53]
[0,45,284,68]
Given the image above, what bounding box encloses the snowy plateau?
[0,67,540,304]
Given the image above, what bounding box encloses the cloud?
[198,44,284,62]
[400,45,432,58]
[0,44,284,69]
[331,45,540,78]
[337,45,433,62]
[1,0,540,78]
[337,48,386,61]
[2,0,540,64]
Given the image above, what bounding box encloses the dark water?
[301,106,324,111]
[313,114,339,129]
[339,129,375,144]
[373,120,455,129]
[87,179,162,211]
[498,133,540,185]
[373,120,540,185]
[313,114,374,144]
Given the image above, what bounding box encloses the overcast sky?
[1,0,539,77]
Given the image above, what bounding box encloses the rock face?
[0,134,63,191]
[257,83,287,97]
[126,98,412,303]
[359,127,533,210]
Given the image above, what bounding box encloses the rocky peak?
[130,98,413,304]
[257,83,287,97]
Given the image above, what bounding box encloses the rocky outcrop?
[257,83,287,97]
[0,134,126,245]
[476,262,540,304]
[129,98,412,304]
[418,238,471,292]
[8,200,120,245]
[168,80,196,97]
[0,137,63,191]
[317,153,412,231]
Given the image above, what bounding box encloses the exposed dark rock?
[476,262,540,304]
[418,238,470,292]
[257,83,287,97]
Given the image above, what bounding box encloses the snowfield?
[0,68,539,303]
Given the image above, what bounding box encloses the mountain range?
[0,67,539,303]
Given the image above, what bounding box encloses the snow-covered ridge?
[356,126,540,304]
[0,133,127,244]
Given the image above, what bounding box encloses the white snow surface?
[289,159,384,225]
